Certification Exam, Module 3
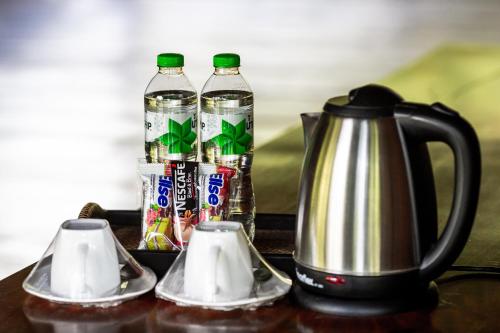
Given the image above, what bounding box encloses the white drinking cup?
[50,219,121,299]
[183,222,254,303]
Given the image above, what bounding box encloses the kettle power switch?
[325,275,346,285]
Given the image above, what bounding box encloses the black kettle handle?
[396,102,481,282]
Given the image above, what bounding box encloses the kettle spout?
[300,113,321,149]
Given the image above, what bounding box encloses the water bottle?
[200,53,255,239]
[144,53,197,162]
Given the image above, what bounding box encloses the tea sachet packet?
[198,163,237,223]
[138,161,178,250]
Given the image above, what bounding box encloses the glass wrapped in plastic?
[22,219,157,307]
[155,221,292,310]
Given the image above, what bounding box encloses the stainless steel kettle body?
[295,85,481,299]
[296,114,418,276]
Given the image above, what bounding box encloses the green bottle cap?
[157,53,184,67]
[213,53,240,68]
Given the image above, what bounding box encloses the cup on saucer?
[183,221,254,303]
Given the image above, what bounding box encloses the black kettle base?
[292,282,439,317]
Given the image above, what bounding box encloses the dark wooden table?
[1,207,500,333]
[1,264,499,332]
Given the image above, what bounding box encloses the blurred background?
[1,0,500,279]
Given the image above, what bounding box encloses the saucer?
[156,272,289,310]
[155,250,291,311]
[23,256,157,308]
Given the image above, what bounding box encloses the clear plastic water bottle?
[144,53,197,162]
[200,53,255,239]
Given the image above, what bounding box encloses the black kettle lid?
[324,84,403,118]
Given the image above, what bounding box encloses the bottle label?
[201,109,254,155]
[145,106,197,154]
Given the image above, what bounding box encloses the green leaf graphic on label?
[211,119,253,155]
[159,118,196,154]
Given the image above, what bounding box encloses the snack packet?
[199,164,237,223]
[170,161,199,248]
[139,161,238,250]
[139,161,179,251]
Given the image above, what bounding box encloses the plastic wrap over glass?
[23,219,157,308]
[155,221,292,310]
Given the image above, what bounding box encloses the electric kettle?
[295,84,481,299]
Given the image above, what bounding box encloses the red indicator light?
[325,275,346,285]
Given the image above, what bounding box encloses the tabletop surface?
[1,265,499,333]
[0,206,499,332]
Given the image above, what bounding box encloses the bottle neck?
[158,67,183,75]
[214,67,240,75]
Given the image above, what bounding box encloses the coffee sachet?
[171,161,199,248]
